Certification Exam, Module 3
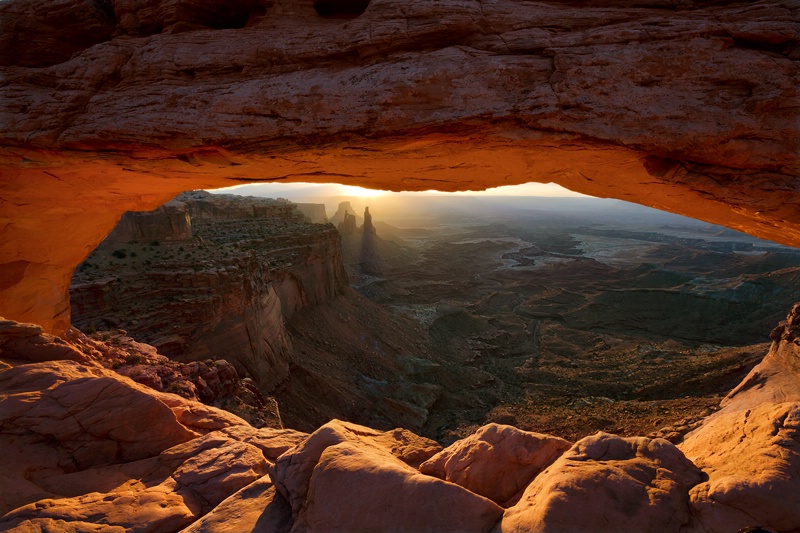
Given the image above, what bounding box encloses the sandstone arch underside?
[0,0,798,333]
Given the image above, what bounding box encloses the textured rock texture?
[299,441,504,533]
[0,330,299,531]
[70,191,348,392]
[495,432,703,533]
[678,304,800,533]
[2,306,800,532]
[270,419,443,517]
[1,0,798,332]
[420,423,572,507]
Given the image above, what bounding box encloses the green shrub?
[124,353,143,365]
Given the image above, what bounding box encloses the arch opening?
[68,181,800,441]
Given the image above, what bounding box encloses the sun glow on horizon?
[210,181,587,199]
[336,184,391,197]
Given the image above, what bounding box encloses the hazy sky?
[213,181,590,200]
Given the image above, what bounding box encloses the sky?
[212,181,589,200]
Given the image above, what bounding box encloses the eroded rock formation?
[2,303,800,531]
[70,191,348,392]
[1,0,798,332]
[68,192,451,433]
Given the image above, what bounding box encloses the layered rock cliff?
[70,191,348,391]
[1,0,798,333]
[69,192,444,433]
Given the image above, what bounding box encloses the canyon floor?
[70,192,800,448]
[335,194,800,443]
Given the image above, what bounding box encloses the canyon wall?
[294,203,328,224]
[105,199,194,243]
[70,191,349,391]
[1,0,798,333]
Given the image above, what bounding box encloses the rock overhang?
[1,0,798,333]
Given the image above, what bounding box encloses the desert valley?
[69,190,800,448]
[1,0,799,531]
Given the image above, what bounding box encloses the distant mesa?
[105,198,192,244]
[330,201,362,227]
[294,203,328,224]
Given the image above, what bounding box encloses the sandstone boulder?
[0,478,196,533]
[299,441,504,533]
[495,432,703,533]
[158,432,270,513]
[0,318,90,363]
[0,357,264,530]
[0,426,274,533]
[180,475,293,533]
[420,423,571,507]
[219,425,309,462]
[152,389,250,433]
[270,419,442,516]
[0,360,199,471]
[681,402,800,533]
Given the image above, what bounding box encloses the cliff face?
[70,191,348,391]
[105,199,193,243]
[294,203,328,224]
[1,0,798,332]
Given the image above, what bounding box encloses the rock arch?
[0,0,798,333]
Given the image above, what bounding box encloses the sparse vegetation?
[124,353,143,365]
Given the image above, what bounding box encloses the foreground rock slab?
[420,423,571,507]
[0,345,287,532]
[3,309,800,532]
[300,441,504,533]
[495,432,703,533]
[180,475,292,533]
[678,304,800,533]
[270,419,442,517]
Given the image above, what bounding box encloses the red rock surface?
[1,0,798,332]
[2,309,800,532]
[678,304,800,533]
[299,441,504,533]
[270,419,442,516]
[420,423,572,507]
[495,432,703,533]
